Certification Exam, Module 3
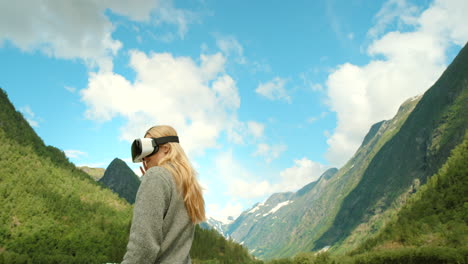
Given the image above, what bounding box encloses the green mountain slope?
[230,43,468,260]
[191,225,262,264]
[0,88,257,263]
[0,89,132,263]
[315,42,468,252]
[78,166,105,181]
[99,158,141,204]
[276,96,421,259]
[334,132,468,264]
[264,142,468,264]
[231,91,421,260]
[355,131,468,253]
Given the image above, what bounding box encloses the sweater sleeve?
[121,167,172,264]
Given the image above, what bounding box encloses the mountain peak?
[109,157,127,166]
[99,158,141,204]
[295,168,338,197]
[321,168,339,180]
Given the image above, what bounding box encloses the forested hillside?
[261,133,468,264]
[350,132,468,260]
[0,89,132,263]
[192,225,262,264]
[224,43,468,261]
[227,90,422,259]
[315,42,468,252]
[0,88,257,263]
[78,166,105,181]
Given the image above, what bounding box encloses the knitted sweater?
[121,166,194,264]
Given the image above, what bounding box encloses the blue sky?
[1,0,466,222]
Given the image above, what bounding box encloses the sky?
[1,0,467,223]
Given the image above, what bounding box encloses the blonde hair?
[145,125,206,224]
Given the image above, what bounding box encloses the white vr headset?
[131,136,179,163]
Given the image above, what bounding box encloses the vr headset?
[131,136,179,163]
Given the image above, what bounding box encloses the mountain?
[225,168,339,257]
[78,166,105,181]
[200,217,230,237]
[271,133,467,264]
[99,158,141,204]
[351,132,468,259]
[226,92,420,260]
[0,88,133,263]
[191,225,262,264]
[228,43,468,260]
[0,88,260,264]
[315,42,468,252]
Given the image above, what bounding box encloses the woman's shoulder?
[145,166,173,185]
[146,166,171,176]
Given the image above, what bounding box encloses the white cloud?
[367,0,420,38]
[307,117,319,123]
[153,1,199,39]
[216,151,327,197]
[216,35,246,64]
[64,150,87,159]
[20,106,34,118]
[299,71,324,92]
[212,151,328,214]
[251,61,272,73]
[199,180,209,195]
[213,150,273,199]
[0,0,197,71]
[19,105,40,128]
[253,143,287,163]
[256,77,291,103]
[225,120,265,145]
[207,201,244,224]
[325,0,468,167]
[64,86,76,93]
[247,121,265,139]
[230,178,273,199]
[307,111,328,124]
[81,50,245,157]
[311,83,324,91]
[278,157,328,192]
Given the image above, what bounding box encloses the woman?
[122,125,206,264]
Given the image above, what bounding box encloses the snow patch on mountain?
[247,202,264,214]
[263,200,292,217]
[206,217,230,237]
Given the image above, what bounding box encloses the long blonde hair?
[145,125,206,224]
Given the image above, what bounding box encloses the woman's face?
[142,136,169,169]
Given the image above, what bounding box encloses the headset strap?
[152,136,179,146]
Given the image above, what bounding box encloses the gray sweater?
[121,166,194,264]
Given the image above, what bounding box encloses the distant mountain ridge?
[354,131,468,254]
[226,93,421,259]
[225,168,339,257]
[200,217,230,236]
[78,166,105,181]
[99,158,141,204]
[315,42,468,251]
[225,43,468,260]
